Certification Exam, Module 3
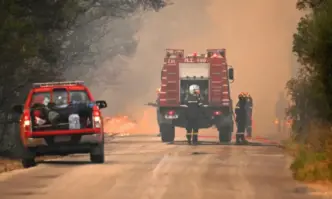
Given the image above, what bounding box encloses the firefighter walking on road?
[275,91,288,133]
[235,93,248,144]
[185,84,203,145]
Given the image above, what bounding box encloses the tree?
[290,0,332,126]
[296,0,326,10]
[0,0,168,156]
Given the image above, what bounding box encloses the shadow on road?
[169,140,279,147]
[38,160,93,166]
[110,140,161,144]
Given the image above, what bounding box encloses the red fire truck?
[149,49,235,143]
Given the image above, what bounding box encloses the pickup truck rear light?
[22,114,31,136]
[93,110,101,128]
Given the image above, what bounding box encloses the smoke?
[202,0,302,136]
[68,0,302,135]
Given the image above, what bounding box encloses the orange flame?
[103,115,136,135]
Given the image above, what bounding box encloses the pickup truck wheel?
[21,157,36,168]
[90,142,105,163]
[20,144,37,168]
[218,126,232,143]
[160,124,175,142]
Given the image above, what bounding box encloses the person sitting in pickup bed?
[55,96,67,106]
[71,92,84,103]
[70,92,92,127]
[30,95,49,125]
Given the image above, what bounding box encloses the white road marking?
[141,154,171,199]
[247,154,284,157]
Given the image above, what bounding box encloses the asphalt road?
[0,131,322,199]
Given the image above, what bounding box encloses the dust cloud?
[99,0,302,136]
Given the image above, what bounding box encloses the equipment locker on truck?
[148,49,235,143]
[12,81,107,168]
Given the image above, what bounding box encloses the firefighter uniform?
[185,85,203,145]
[235,93,248,143]
[275,92,288,133]
[246,93,253,138]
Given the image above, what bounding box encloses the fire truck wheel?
[21,157,36,168]
[160,124,175,142]
[218,126,232,143]
[90,141,105,163]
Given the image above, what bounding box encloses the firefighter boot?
[192,132,198,145]
[241,134,248,144]
[236,134,241,144]
[186,131,192,145]
[246,126,252,139]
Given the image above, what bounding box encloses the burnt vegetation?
[287,0,332,181]
[0,0,168,157]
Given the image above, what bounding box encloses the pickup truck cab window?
[31,92,51,106]
[30,90,90,107]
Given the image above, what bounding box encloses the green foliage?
[1,0,72,65]
[287,0,332,182]
[0,0,83,108]
[289,0,332,126]
[296,0,326,10]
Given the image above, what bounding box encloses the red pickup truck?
[12,81,107,168]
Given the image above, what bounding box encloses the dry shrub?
[283,137,301,157]
[290,122,332,182]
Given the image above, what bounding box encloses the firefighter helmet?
[43,96,50,105]
[55,95,67,105]
[238,92,246,99]
[189,84,200,95]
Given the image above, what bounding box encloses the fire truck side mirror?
[96,100,107,109]
[228,67,234,81]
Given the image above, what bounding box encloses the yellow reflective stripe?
[186,133,192,135]
[193,132,198,135]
